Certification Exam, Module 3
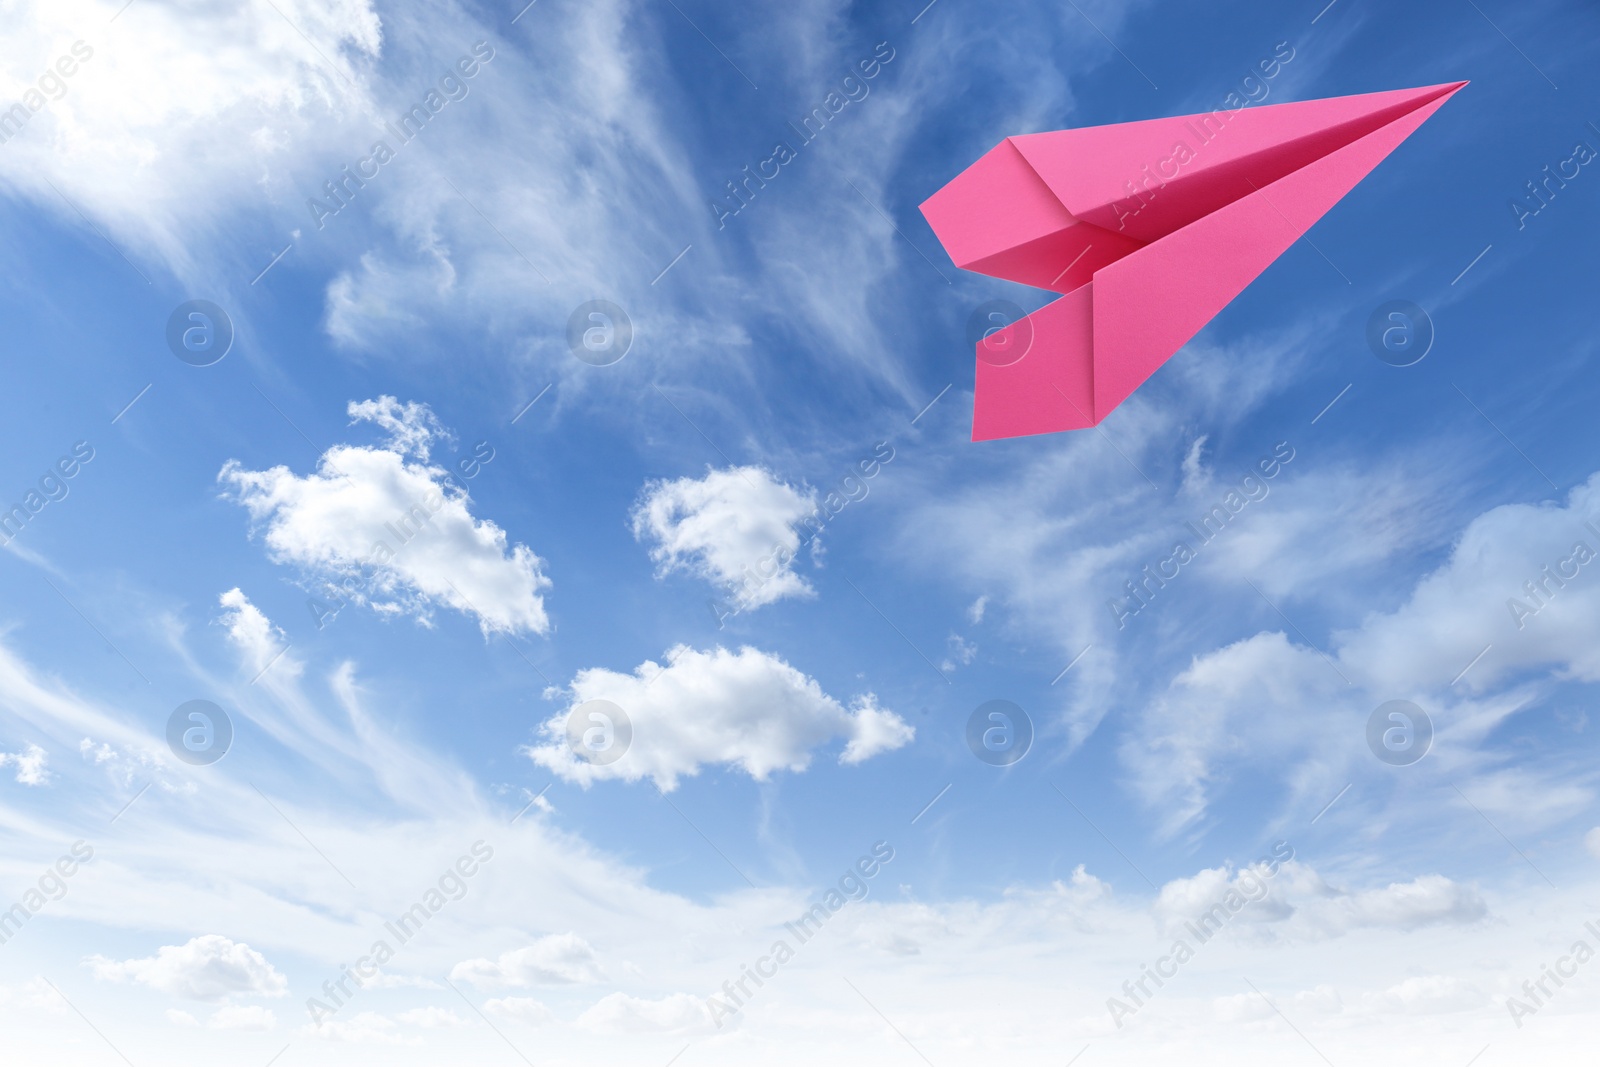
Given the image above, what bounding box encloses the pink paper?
[920,82,1466,441]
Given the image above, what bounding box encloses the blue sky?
[2,0,1599,1062]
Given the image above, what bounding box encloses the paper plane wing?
[919,82,1466,441]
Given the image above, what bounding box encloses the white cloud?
[0,979,64,1016]
[77,736,175,792]
[841,699,918,765]
[966,595,988,624]
[0,0,384,275]
[940,633,977,673]
[1297,874,1488,936]
[88,936,288,1001]
[347,396,451,460]
[1125,631,1353,838]
[1153,861,1486,942]
[1339,471,1600,696]
[632,466,819,610]
[0,0,1148,427]
[1375,975,1485,1015]
[209,1004,277,1031]
[574,992,710,1034]
[450,934,604,988]
[217,587,298,684]
[484,997,556,1025]
[359,973,440,990]
[219,397,550,636]
[394,1007,464,1028]
[892,325,1322,757]
[1211,990,1275,1023]
[0,743,49,785]
[524,645,913,789]
[316,0,723,352]
[165,1009,198,1027]
[1220,975,1485,1023]
[1152,862,1294,937]
[306,1011,416,1045]
[1197,458,1452,602]
[1587,827,1600,859]
[1120,470,1600,835]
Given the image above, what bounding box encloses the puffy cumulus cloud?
[1153,860,1486,943]
[524,645,913,789]
[208,1004,277,1031]
[219,397,550,636]
[450,934,604,988]
[0,0,384,275]
[88,935,288,1001]
[0,743,49,785]
[1152,859,1295,938]
[1292,873,1488,936]
[484,996,555,1025]
[574,992,710,1035]
[632,466,819,610]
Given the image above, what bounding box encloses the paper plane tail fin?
[971,284,1098,441]
[920,140,1143,293]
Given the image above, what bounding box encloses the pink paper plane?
[920,81,1467,441]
